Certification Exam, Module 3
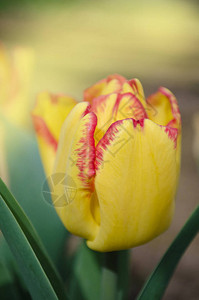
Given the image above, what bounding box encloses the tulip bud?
[33,74,181,252]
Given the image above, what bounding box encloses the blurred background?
[0,0,199,299]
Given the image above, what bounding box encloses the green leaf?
[0,178,68,300]
[0,261,19,300]
[70,240,102,300]
[137,205,199,300]
[0,260,31,300]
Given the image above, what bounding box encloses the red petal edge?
[162,126,178,148]
[159,87,181,126]
[75,112,97,187]
[95,118,144,171]
[32,115,58,151]
[113,93,148,119]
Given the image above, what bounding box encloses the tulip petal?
[84,74,125,103]
[53,103,99,240]
[0,45,34,127]
[147,87,181,129]
[113,93,147,121]
[122,78,145,103]
[91,92,147,144]
[88,118,178,251]
[32,92,76,175]
[5,47,34,127]
[91,93,118,143]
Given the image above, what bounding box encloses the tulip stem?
[100,250,129,300]
[101,251,118,300]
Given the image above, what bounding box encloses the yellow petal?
[146,87,181,129]
[122,79,147,111]
[84,74,125,103]
[91,93,118,143]
[87,118,178,251]
[0,46,34,127]
[4,47,34,127]
[114,93,147,121]
[53,104,98,240]
[147,88,181,178]
[32,92,76,175]
[91,91,147,144]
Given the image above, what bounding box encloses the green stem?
[101,252,118,300]
[100,250,130,300]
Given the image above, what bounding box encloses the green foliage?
[0,178,68,300]
[70,241,102,300]
[137,205,199,300]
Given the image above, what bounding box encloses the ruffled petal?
[146,87,181,130]
[84,74,125,103]
[53,103,99,240]
[121,78,146,110]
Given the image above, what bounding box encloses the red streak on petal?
[162,126,178,148]
[113,93,147,120]
[106,74,126,85]
[95,119,124,171]
[84,74,125,103]
[128,79,138,93]
[32,115,58,151]
[159,87,181,126]
[91,95,111,114]
[132,118,145,128]
[95,118,146,170]
[50,94,59,104]
[75,112,97,187]
[81,104,91,117]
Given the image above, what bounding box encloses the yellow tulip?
[0,44,33,183]
[33,74,181,252]
[0,43,34,128]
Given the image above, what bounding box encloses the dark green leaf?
[0,178,68,300]
[137,205,199,300]
[0,194,58,299]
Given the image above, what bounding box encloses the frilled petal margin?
[84,74,126,103]
[53,102,99,241]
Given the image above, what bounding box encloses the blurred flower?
[33,74,181,252]
[32,92,76,175]
[0,44,34,127]
[0,43,34,183]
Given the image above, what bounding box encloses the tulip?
[0,44,33,183]
[33,74,181,252]
[0,44,34,128]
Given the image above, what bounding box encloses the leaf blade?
[0,178,68,300]
[0,195,58,300]
[137,205,199,300]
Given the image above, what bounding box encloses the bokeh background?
[0,0,199,299]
